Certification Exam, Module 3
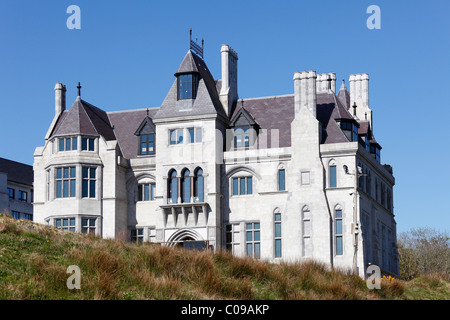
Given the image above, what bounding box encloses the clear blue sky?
[0,0,449,234]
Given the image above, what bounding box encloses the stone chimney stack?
[349,73,372,126]
[294,70,317,117]
[316,73,336,93]
[219,44,238,117]
[349,73,369,108]
[54,82,66,116]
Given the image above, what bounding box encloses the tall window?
[278,169,286,191]
[168,170,178,204]
[302,206,311,257]
[329,165,337,188]
[55,218,75,232]
[177,73,199,100]
[131,228,144,244]
[188,128,202,143]
[232,176,252,196]
[56,167,76,198]
[274,210,282,258]
[182,169,191,203]
[18,190,27,202]
[169,129,183,145]
[246,222,260,259]
[225,224,240,253]
[59,137,77,151]
[234,126,249,148]
[139,134,155,155]
[138,183,156,201]
[82,167,96,198]
[335,208,343,255]
[82,137,95,151]
[7,187,14,199]
[194,168,204,202]
[82,218,96,234]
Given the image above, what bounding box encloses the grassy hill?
[0,214,448,300]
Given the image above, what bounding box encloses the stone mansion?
[33,41,398,277]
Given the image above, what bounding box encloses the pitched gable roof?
[50,97,116,141]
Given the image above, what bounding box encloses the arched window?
[194,168,204,202]
[302,206,311,257]
[181,169,191,203]
[168,170,178,204]
[335,206,343,256]
[274,208,282,258]
[329,159,337,188]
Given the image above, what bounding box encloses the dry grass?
[1,214,446,300]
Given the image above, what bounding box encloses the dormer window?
[340,120,358,142]
[177,73,199,100]
[370,144,381,163]
[135,116,156,156]
[230,107,258,149]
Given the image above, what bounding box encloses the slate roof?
[153,50,227,120]
[50,97,116,141]
[108,108,159,160]
[0,158,33,186]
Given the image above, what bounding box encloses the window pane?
[254,243,260,259]
[188,128,195,143]
[63,219,68,227]
[144,184,149,201]
[70,179,76,197]
[279,169,285,191]
[274,213,281,221]
[171,178,178,204]
[275,223,281,238]
[246,223,252,230]
[247,177,252,194]
[56,181,62,198]
[151,184,156,200]
[170,130,176,145]
[82,180,88,198]
[254,231,260,241]
[336,236,343,255]
[275,239,282,258]
[335,210,342,219]
[56,219,61,227]
[82,219,88,227]
[90,168,96,179]
[89,139,95,151]
[59,138,65,151]
[63,180,69,197]
[66,138,71,151]
[197,176,204,202]
[82,138,88,150]
[72,137,77,150]
[89,180,96,198]
[336,220,342,235]
[240,178,245,195]
[330,166,337,188]
[177,129,183,144]
[246,231,253,242]
[232,178,239,196]
[70,167,76,178]
[246,243,253,257]
[63,168,69,179]
[89,219,95,227]
[196,128,202,142]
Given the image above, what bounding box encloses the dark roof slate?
[153,50,227,120]
[50,98,116,141]
[0,158,33,185]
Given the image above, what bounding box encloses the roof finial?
[77,82,82,97]
[352,102,357,116]
[147,108,149,116]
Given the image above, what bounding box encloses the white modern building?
[33,41,398,277]
[0,157,34,220]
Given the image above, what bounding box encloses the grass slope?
[0,215,447,300]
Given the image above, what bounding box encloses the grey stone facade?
[33,43,398,277]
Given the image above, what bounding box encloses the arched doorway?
[166,228,203,248]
